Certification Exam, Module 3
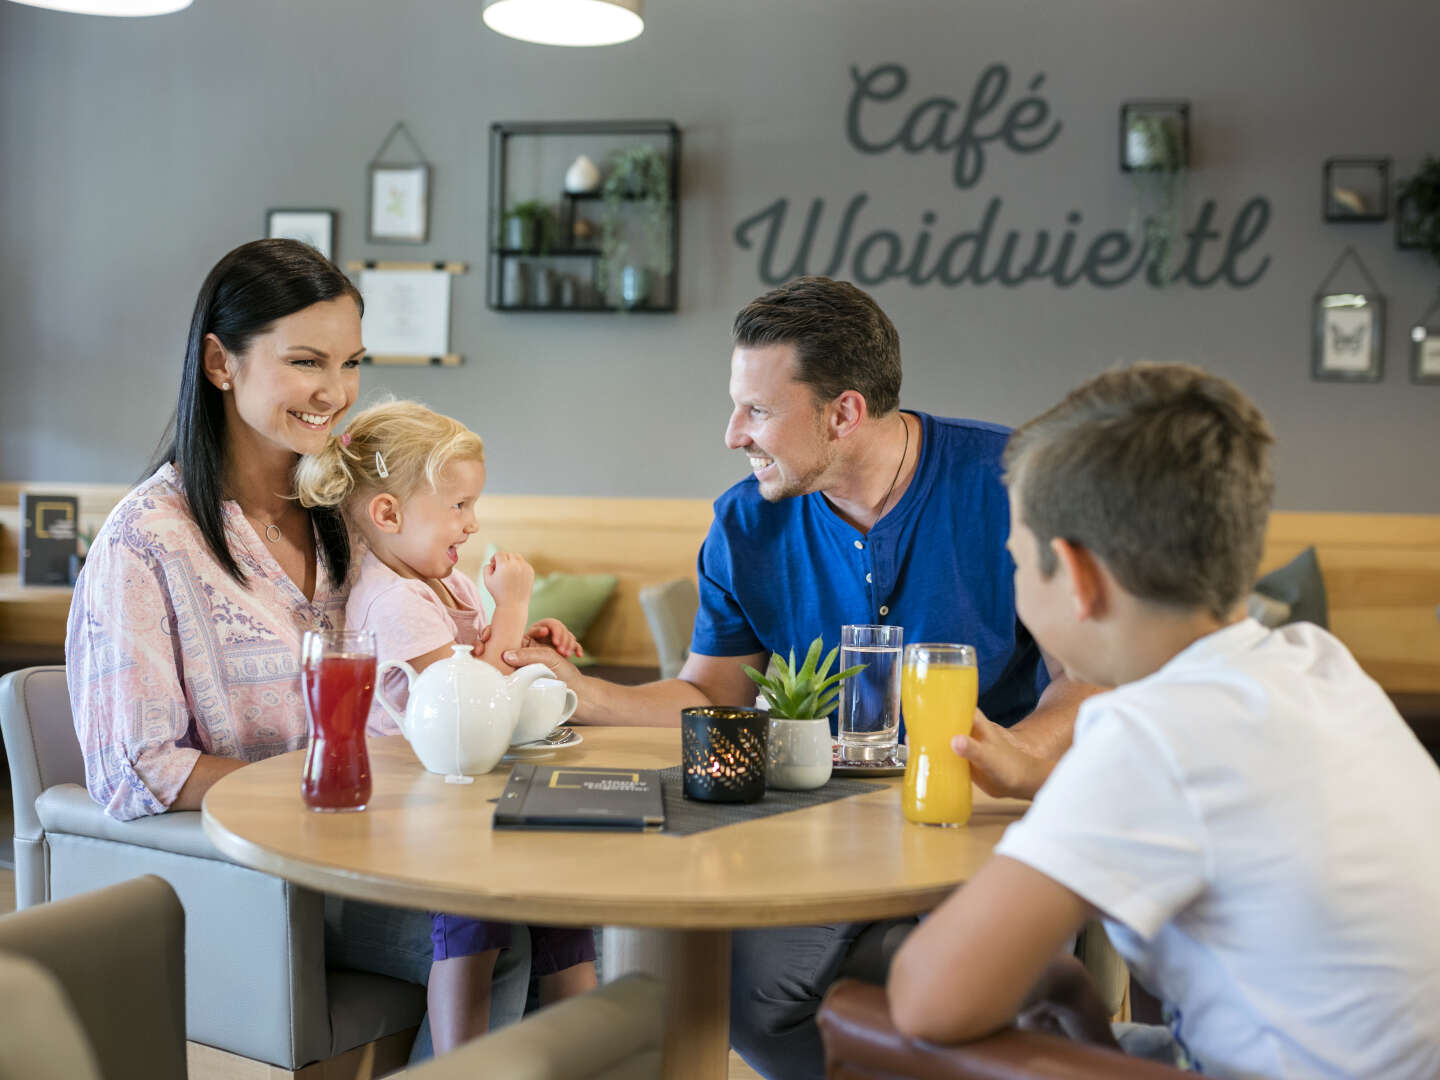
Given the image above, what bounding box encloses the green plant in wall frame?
[598,144,673,307]
[1120,102,1190,284]
[1397,155,1440,268]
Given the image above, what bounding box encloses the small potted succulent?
[744,636,864,791]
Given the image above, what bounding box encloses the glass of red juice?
[300,629,376,812]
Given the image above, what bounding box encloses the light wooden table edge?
[200,807,958,927]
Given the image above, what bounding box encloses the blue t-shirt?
[691,411,1048,732]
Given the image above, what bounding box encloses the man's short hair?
[1003,363,1275,621]
[731,277,901,415]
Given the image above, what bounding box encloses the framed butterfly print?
[1313,292,1384,382]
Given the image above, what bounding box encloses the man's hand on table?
[503,644,580,685]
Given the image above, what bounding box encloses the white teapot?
[377,645,555,778]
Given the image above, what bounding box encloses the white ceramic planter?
[766,716,833,790]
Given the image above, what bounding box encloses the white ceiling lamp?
[482,0,643,47]
[7,0,192,14]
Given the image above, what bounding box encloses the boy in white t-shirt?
[887,364,1440,1078]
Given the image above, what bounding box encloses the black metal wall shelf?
[487,119,680,313]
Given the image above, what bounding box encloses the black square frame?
[1323,157,1390,223]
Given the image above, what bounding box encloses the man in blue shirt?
[506,276,1093,1079]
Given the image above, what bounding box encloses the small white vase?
[565,154,601,194]
[766,716,833,791]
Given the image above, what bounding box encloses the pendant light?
[7,0,192,13]
[482,0,643,47]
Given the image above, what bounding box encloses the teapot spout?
[505,663,559,696]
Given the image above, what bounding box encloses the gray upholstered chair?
[637,578,699,679]
[0,665,426,1074]
[0,874,664,1080]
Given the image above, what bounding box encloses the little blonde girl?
[295,400,596,1052]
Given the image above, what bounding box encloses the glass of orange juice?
[901,643,978,827]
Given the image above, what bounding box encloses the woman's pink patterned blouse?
[66,464,346,820]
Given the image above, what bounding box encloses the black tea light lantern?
[681,707,767,802]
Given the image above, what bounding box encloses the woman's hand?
[524,617,584,659]
[483,551,535,608]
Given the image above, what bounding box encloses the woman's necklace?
[874,413,910,524]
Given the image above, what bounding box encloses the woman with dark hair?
[65,238,531,1055]
[67,237,366,820]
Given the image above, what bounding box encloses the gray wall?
[3,0,1437,511]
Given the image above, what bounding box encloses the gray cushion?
[1254,546,1328,629]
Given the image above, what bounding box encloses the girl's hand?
[525,617,584,659]
[484,551,535,607]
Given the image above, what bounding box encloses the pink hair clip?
[340,432,352,447]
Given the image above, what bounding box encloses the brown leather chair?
[818,979,1188,1080]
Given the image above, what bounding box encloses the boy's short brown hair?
[1003,363,1275,621]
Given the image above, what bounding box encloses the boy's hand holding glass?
[484,550,536,605]
[951,710,1053,801]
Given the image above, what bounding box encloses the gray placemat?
[657,766,885,836]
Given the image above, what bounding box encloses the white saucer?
[502,727,583,759]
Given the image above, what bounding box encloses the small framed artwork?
[1412,326,1440,384]
[369,163,430,244]
[1411,296,1440,385]
[1323,157,1389,223]
[1312,292,1384,382]
[1119,101,1190,173]
[266,208,336,260]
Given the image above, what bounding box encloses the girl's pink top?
[345,552,487,735]
[66,464,347,821]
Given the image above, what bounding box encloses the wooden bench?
[4,482,1439,699]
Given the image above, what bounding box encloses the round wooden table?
[202,728,1027,1079]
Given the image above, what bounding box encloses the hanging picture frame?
[1311,246,1384,383]
[368,122,432,244]
[266,208,337,260]
[1410,293,1440,385]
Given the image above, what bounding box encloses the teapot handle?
[375,659,418,737]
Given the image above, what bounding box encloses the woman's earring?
[221,381,231,391]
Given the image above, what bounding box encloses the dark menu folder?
[493,764,665,831]
[19,493,78,586]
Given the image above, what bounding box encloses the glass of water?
[837,624,903,763]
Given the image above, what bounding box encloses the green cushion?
[1254,546,1328,630]
[475,544,616,666]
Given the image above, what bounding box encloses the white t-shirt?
[997,618,1440,1079]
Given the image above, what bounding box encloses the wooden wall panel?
[3,481,1437,690]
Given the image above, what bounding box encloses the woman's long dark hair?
[152,238,363,586]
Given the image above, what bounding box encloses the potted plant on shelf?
[503,200,554,254]
[1397,155,1440,268]
[744,636,864,791]
[598,144,673,308]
